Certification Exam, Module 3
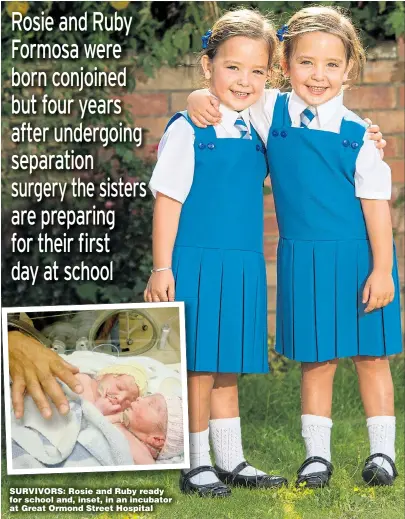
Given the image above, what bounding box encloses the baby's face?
[97,374,139,411]
[122,394,167,437]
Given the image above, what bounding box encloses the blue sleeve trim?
[165,110,190,132]
[341,109,368,143]
[165,111,216,141]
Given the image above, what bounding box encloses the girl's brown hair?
[281,6,365,84]
[200,9,280,85]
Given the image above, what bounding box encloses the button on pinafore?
[168,112,269,373]
[267,93,402,362]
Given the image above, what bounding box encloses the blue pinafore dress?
[267,93,402,362]
[167,112,269,373]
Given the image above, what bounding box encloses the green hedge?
[246,1,404,45]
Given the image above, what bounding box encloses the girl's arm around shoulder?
[360,198,394,313]
[187,89,222,127]
[187,88,280,145]
[355,132,391,200]
[248,88,280,144]
[149,117,195,204]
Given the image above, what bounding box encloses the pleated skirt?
[173,246,269,373]
[275,238,403,362]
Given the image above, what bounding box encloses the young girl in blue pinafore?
[144,10,287,497]
[265,8,402,488]
[187,5,402,489]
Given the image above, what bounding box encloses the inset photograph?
[2,303,189,474]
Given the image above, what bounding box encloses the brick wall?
[127,41,405,335]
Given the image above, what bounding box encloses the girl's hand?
[362,270,395,313]
[144,270,175,302]
[364,119,386,158]
[187,90,221,128]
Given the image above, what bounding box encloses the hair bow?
[276,24,288,42]
[202,29,212,49]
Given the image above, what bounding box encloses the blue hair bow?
[202,29,212,49]
[276,24,288,42]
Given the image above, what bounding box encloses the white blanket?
[11,385,134,469]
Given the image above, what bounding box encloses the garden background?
[1,2,404,518]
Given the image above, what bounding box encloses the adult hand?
[8,331,83,419]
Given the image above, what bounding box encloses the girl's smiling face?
[201,36,270,111]
[282,31,352,107]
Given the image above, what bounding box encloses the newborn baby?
[75,363,183,464]
[76,363,148,415]
[108,394,183,464]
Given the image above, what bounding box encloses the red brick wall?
[128,41,405,334]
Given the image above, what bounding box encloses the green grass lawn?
[2,356,404,519]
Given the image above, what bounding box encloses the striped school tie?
[300,106,316,128]
[234,117,251,139]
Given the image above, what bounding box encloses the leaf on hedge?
[120,287,134,301]
[123,149,134,163]
[173,30,190,53]
[99,285,121,303]
[76,282,100,302]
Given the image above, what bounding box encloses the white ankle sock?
[366,416,396,476]
[187,429,219,485]
[301,414,333,475]
[209,417,265,477]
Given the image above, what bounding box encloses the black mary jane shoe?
[295,456,333,489]
[362,453,398,486]
[179,466,231,498]
[215,461,288,489]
